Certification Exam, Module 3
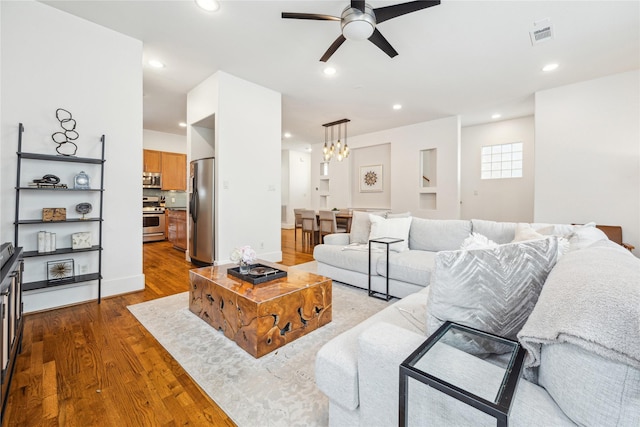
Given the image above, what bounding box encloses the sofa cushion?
[350,211,385,244]
[386,211,411,219]
[368,215,412,252]
[313,243,383,275]
[471,219,517,244]
[375,250,437,286]
[409,218,472,251]
[538,342,640,426]
[427,237,559,355]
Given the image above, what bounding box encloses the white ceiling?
[42,1,639,151]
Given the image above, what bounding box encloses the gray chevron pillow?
[426,237,559,355]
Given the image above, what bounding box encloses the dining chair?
[293,208,304,244]
[335,209,352,233]
[318,210,347,243]
[301,209,319,247]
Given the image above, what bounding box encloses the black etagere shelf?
[22,245,102,258]
[13,123,106,303]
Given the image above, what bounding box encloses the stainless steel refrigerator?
[189,157,215,266]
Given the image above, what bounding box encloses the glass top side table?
[368,237,404,301]
[399,321,526,427]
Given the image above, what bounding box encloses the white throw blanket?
[518,240,640,378]
[341,242,385,252]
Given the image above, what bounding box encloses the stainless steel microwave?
[143,172,162,189]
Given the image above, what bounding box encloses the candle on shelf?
[37,231,46,253]
[44,232,51,252]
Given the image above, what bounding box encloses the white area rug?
[127,263,390,427]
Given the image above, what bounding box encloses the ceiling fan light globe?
[341,5,376,41]
[343,20,375,40]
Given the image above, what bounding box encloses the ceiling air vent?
[530,18,554,45]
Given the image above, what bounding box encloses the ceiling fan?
[282,0,441,62]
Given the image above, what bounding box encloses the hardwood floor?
[2,228,314,426]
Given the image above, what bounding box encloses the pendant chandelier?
[322,118,350,162]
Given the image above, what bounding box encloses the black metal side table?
[399,321,526,427]
[368,237,403,301]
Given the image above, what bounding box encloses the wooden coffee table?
[189,261,332,358]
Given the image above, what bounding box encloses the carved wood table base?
[189,262,332,358]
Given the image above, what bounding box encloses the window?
[481,142,523,179]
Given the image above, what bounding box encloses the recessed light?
[392,104,402,110]
[284,132,292,138]
[148,59,165,69]
[491,113,502,119]
[195,0,220,12]
[323,67,336,76]
[542,63,559,72]
[179,122,187,128]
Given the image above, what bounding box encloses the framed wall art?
[359,164,383,192]
[47,259,74,283]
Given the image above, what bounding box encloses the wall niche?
[420,148,437,189]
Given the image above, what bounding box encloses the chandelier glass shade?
[322,118,350,162]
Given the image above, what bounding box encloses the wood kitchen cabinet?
[167,210,187,251]
[143,149,162,173]
[161,152,187,191]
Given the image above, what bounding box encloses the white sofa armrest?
[323,233,350,246]
[357,322,426,427]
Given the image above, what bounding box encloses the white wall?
[191,124,215,161]
[311,116,461,219]
[461,116,535,222]
[187,71,282,263]
[350,144,391,209]
[0,1,3,242]
[281,149,311,228]
[1,1,144,311]
[535,70,640,255]
[143,129,186,153]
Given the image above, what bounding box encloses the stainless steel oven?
[143,196,166,242]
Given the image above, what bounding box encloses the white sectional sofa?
[314,213,473,298]
[313,215,640,426]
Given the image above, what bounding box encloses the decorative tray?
[227,263,287,285]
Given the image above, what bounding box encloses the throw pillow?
[426,237,559,355]
[349,211,385,244]
[512,223,545,242]
[460,232,498,250]
[515,223,571,259]
[567,223,609,251]
[368,214,412,252]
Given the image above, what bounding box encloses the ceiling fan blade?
[351,0,365,12]
[320,35,347,62]
[374,0,440,24]
[368,29,398,58]
[282,12,340,21]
